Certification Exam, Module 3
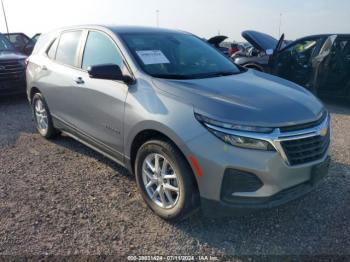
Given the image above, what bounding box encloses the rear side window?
[82,31,123,70]
[47,38,59,59]
[55,31,82,66]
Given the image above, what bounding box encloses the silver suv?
[26,25,331,220]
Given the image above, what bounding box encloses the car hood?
[207,35,228,47]
[0,51,27,60]
[242,30,278,51]
[152,70,324,128]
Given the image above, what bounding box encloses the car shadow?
[171,160,350,255]
[324,97,350,115]
[50,135,133,180]
[48,127,350,254]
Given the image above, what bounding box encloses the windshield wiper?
[152,71,239,80]
[191,71,237,79]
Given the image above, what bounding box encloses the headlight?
[195,113,275,151]
[211,129,275,150]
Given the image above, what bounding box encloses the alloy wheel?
[34,99,49,132]
[142,153,180,209]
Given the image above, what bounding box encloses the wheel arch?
[127,124,200,195]
[28,86,42,102]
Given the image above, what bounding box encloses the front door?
[273,37,321,88]
[68,30,129,158]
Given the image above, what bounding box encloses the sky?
[0,0,349,41]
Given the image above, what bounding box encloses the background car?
[23,33,41,55]
[207,35,229,56]
[0,33,27,96]
[234,30,350,100]
[232,30,281,72]
[5,32,30,53]
[5,32,41,55]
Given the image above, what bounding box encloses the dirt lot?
[0,96,350,257]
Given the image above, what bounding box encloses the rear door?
[40,30,85,126]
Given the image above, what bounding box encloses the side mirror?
[266,49,274,56]
[88,64,125,81]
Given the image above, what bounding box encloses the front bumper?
[0,77,26,96]
[186,130,331,217]
[201,156,330,217]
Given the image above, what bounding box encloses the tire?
[32,92,58,139]
[135,139,199,221]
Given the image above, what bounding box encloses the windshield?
[120,32,241,79]
[0,34,15,51]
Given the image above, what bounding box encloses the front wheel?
[32,93,58,139]
[135,139,199,221]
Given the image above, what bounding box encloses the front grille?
[0,60,25,81]
[281,130,330,165]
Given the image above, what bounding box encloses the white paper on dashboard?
[136,50,170,65]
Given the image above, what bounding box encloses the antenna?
[278,13,282,37]
[156,10,160,27]
[1,0,9,35]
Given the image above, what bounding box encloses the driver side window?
[278,39,318,67]
[82,31,123,70]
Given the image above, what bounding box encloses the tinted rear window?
[55,31,82,66]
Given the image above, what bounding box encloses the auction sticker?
[136,50,170,65]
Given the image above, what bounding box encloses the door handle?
[74,77,85,85]
[40,65,48,71]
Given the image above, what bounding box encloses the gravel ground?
[0,95,350,257]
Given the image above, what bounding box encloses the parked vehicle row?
[26,25,331,220]
[233,30,350,101]
[0,33,27,96]
[207,35,243,57]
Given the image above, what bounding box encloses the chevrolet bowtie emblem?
[320,127,328,137]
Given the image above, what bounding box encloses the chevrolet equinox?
[26,25,331,220]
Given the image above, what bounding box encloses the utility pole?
[1,0,9,35]
[278,13,282,38]
[156,10,160,27]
